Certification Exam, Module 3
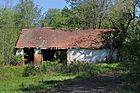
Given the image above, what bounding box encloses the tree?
[0,8,18,65]
[42,8,61,27]
[14,0,42,30]
[0,0,43,65]
[64,0,114,29]
[42,8,70,29]
[105,0,140,60]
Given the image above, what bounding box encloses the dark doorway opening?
[42,49,67,63]
[24,48,34,64]
[58,49,67,64]
[42,49,56,61]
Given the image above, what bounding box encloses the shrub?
[16,55,23,63]
[40,61,98,77]
[22,60,119,78]
[22,65,41,77]
[9,55,23,66]
[41,60,63,73]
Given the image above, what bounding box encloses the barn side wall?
[67,49,117,63]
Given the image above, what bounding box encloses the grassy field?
[0,63,139,93]
[0,63,118,93]
[0,66,77,93]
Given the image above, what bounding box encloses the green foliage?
[0,66,76,93]
[23,61,119,77]
[0,65,139,93]
[14,0,42,28]
[0,0,140,90]
[120,24,140,83]
[16,55,22,63]
[22,65,41,77]
[0,0,42,65]
[42,8,69,28]
[43,0,138,29]
[42,8,60,27]
[63,0,114,29]
[0,8,18,65]
[41,60,63,73]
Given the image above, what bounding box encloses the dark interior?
[42,49,56,61]
[58,49,67,63]
[42,49,67,63]
[24,48,34,64]
[23,48,67,64]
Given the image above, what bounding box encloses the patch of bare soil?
[52,74,124,93]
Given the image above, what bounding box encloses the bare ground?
[52,74,124,93]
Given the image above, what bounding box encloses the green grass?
[1,63,136,93]
[0,66,77,93]
[0,63,119,93]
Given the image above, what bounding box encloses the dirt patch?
[52,74,124,93]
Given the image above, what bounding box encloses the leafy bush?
[41,60,63,73]
[22,60,119,78]
[9,55,23,66]
[16,55,23,63]
[121,28,140,83]
[41,61,94,74]
[22,65,41,77]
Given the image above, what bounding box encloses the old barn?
[16,28,117,65]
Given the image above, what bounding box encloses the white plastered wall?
[67,49,117,63]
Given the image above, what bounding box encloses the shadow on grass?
[19,79,68,93]
[18,74,140,93]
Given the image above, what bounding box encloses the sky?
[13,0,68,13]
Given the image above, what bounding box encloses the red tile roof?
[16,28,111,49]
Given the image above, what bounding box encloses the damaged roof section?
[16,28,111,49]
